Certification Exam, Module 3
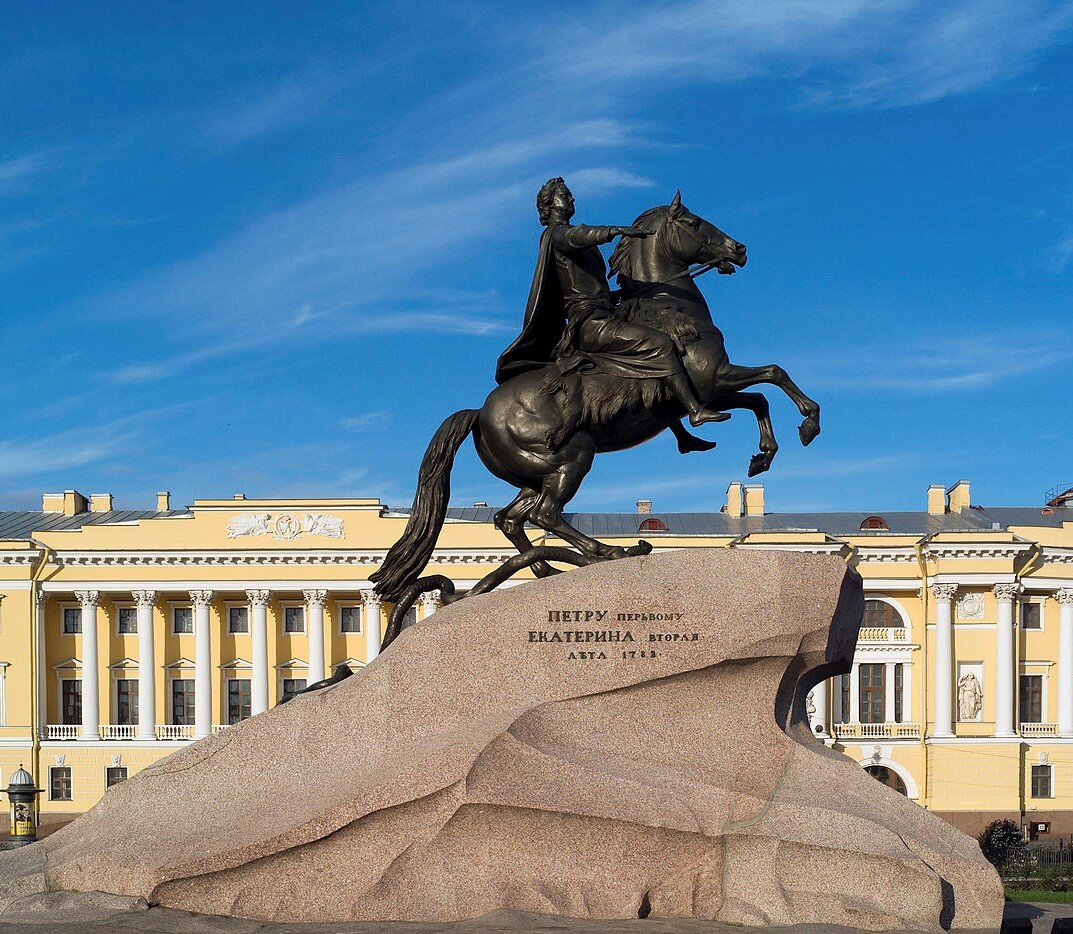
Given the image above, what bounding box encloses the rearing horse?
[371,194,820,604]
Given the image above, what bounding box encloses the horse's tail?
[370,409,479,603]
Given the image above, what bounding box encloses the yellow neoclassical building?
[3,479,1073,839]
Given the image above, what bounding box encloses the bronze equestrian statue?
[371,179,820,646]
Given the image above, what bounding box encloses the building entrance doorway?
[864,765,908,796]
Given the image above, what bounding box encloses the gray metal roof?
[434,505,1073,537]
[0,509,190,542]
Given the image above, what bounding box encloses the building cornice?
[38,548,518,568]
[924,542,1034,561]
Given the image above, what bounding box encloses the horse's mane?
[608,205,665,281]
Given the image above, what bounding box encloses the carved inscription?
[528,608,698,660]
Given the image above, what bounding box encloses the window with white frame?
[106,766,128,787]
[1020,674,1044,723]
[115,679,138,726]
[1022,601,1043,631]
[172,606,193,634]
[228,606,249,633]
[61,679,82,725]
[227,679,251,724]
[49,766,72,801]
[170,679,195,725]
[1032,764,1054,798]
[117,606,137,634]
[62,607,81,634]
[284,606,305,633]
[281,678,306,702]
[340,605,361,633]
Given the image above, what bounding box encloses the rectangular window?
[170,679,195,725]
[281,678,306,702]
[116,679,139,726]
[105,766,128,787]
[1022,602,1042,631]
[49,766,72,801]
[893,663,904,723]
[284,607,304,633]
[61,679,82,726]
[117,606,137,634]
[840,675,850,723]
[227,679,252,724]
[340,605,361,633]
[1032,764,1053,798]
[859,664,886,724]
[228,606,249,633]
[173,607,193,634]
[1020,675,1044,724]
[62,607,81,634]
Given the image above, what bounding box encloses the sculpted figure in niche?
[958,671,983,721]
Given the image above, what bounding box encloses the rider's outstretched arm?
[552,224,648,250]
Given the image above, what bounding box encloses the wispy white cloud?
[340,411,391,432]
[0,147,63,195]
[796,334,1073,392]
[0,422,138,478]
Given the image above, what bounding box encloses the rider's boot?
[665,371,731,426]
[671,420,718,454]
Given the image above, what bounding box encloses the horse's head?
[610,191,747,285]
[663,190,747,275]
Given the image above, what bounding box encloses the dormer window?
[638,517,669,533]
[860,515,889,531]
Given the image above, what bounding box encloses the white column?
[361,590,382,661]
[419,589,442,619]
[884,664,897,724]
[1057,589,1073,737]
[931,583,957,737]
[75,591,100,740]
[849,664,861,722]
[994,583,1021,738]
[247,590,270,715]
[133,591,157,740]
[190,591,213,739]
[304,590,327,683]
[810,680,829,736]
[902,661,914,722]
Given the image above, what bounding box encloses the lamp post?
[4,764,42,847]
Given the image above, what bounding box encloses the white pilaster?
[1057,589,1073,737]
[361,590,382,661]
[133,590,157,740]
[247,590,270,715]
[849,664,860,723]
[35,592,47,738]
[931,583,957,737]
[832,675,843,723]
[994,583,1021,738]
[304,590,327,683]
[191,590,213,739]
[75,590,100,740]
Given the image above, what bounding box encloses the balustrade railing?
[1021,722,1058,737]
[856,626,908,642]
[98,724,136,740]
[155,724,195,740]
[44,724,79,741]
[833,722,921,739]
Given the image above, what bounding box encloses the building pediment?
[163,657,196,670]
[274,658,308,670]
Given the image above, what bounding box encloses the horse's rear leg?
[528,442,628,559]
[494,488,558,577]
[716,363,820,446]
[714,390,778,476]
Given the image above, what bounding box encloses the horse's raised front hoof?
[626,540,653,557]
[748,452,775,477]
[799,413,821,446]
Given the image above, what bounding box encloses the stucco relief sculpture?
[226,513,344,540]
[958,671,984,721]
[372,179,821,647]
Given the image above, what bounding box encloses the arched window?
[860,515,890,531]
[862,599,899,628]
[638,517,669,533]
[864,765,907,796]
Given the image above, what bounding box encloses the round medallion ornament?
[275,515,301,540]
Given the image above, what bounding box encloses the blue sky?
[2,1,1072,516]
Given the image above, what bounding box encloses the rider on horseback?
[495,178,729,435]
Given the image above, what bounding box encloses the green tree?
[979,819,1026,869]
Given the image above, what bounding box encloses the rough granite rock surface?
[0,549,1003,930]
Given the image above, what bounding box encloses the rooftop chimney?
[744,484,765,517]
[636,499,652,515]
[89,493,113,513]
[947,480,971,513]
[156,491,171,511]
[473,501,488,508]
[59,490,88,516]
[723,481,743,518]
[927,484,946,516]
